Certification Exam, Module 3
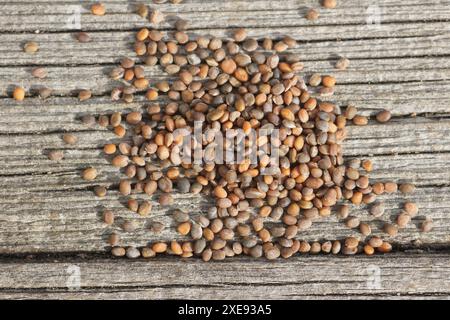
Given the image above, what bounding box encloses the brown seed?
[91,3,106,16]
[214,186,228,199]
[404,202,419,216]
[345,216,360,229]
[13,87,25,101]
[136,4,149,18]
[421,219,433,233]
[399,183,415,194]
[111,247,126,257]
[265,247,280,260]
[352,115,368,126]
[370,202,385,217]
[359,222,372,236]
[305,8,319,20]
[233,28,247,42]
[39,87,52,99]
[108,233,120,246]
[23,41,39,54]
[384,223,398,236]
[94,186,107,197]
[62,133,77,145]
[344,237,359,249]
[150,9,164,24]
[397,212,411,228]
[322,75,336,88]
[177,222,191,236]
[138,201,152,216]
[31,67,47,79]
[103,210,114,225]
[368,236,383,248]
[103,144,117,155]
[78,90,92,101]
[159,193,173,205]
[152,242,168,253]
[112,155,129,168]
[141,247,156,258]
[376,109,392,123]
[361,159,373,172]
[335,57,350,70]
[75,32,91,43]
[384,182,398,193]
[220,58,237,74]
[322,0,337,9]
[377,241,392,253]
[48,150,64,161]
[363,245,375,255]
[82,167,97,181]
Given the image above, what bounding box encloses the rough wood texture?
[0,253,449,299]
[0,0,450,299]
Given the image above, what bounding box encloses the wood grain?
[0,253,449,299]
[0,0,449,300]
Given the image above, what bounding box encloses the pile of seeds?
[11,1,433,260]
[74,15,431,260]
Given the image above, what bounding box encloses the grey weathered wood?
[2,32,449,67]
[0,0,449,300]
[2,57,450,96]
[1,0,450,32]
[0,253,449,299]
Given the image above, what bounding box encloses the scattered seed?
[48,150,64,161]
[305,8,319,21]
[335,57,350,70]
[13,86,25,101]
[103,210,114,225]
[376,109,392,123]
[421,219,433,233]
[75,32,91,43]
[399,183,415,194]
[91,3,106,16]
[322,0,337,9]
[82,167,97,181]
[31,67,47,79]
[23,41,39,54]
[78,89,92,101]
[62,133,77,145]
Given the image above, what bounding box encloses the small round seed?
[376,109,392,123]
[75,32,91,43]
[399,183,415,194]
[94,186,107,197]
[421,219,433,233]
[397,212,411,228]
[48,150,64,161]
[82,167,97,181]
[13,87,25,101]
[111,247,126,257]
[305,8,319,20]
[78,90,92,101]
[384,223,398,236]
[404,202,419,216]
[322,0,337,9]
[62,133,77,145]
[91,3,106,16]
[23,41,39,54]
[335,57,350,70]
[103,210,114,225]
[31,67,47,79]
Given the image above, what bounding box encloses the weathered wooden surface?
[0,0,449,299]
[0,253,449,299]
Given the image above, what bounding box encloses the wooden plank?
[1,0,450,32]
[0,183,448,253]
[1,31,449,67]
[0,253,449,299]
[2,57,450,97]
